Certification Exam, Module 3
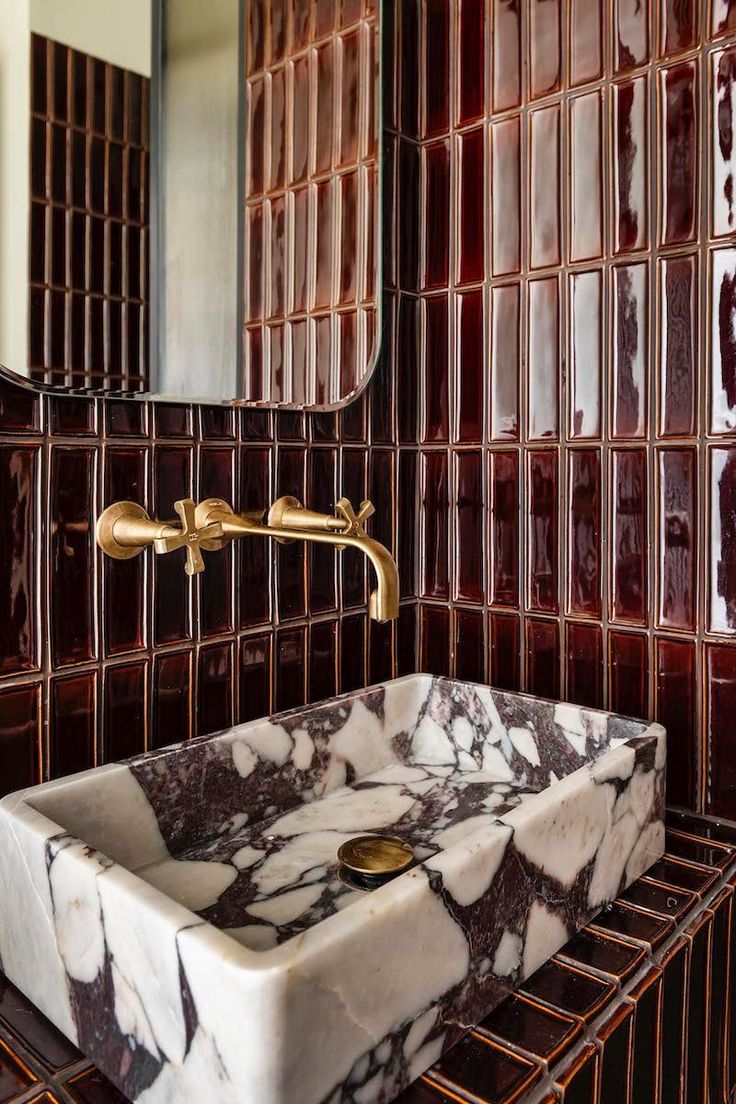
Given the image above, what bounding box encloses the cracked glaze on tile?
[0,675,665,1104]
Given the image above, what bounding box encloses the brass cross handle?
[153,499,224,576]
[335,497,375,539]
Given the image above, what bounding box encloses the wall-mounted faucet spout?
[96,494,400,622]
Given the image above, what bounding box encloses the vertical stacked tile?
[28,35,149,390]
[409,0,736,821]
[241,0,380,405]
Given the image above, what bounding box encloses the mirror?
[0,0,381,408]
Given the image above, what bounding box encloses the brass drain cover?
[337,835,414,878]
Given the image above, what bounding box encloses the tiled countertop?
[0,809,733,1104]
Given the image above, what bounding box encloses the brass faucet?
[96,495,399,622]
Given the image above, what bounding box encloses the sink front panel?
[0,675,666,1104]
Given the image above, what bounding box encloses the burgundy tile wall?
[4,1,736,832]
[404,0,736,822]
[242,0,379,405]
[28,36,150,391]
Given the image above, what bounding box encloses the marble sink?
[0,675,665,1104]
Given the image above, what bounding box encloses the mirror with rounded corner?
[0,0,381,409]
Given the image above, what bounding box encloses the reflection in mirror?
[0,0,381,408]
[0,1,152,392]
[240,1,380,407]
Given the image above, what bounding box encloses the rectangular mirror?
[0,0,381,408]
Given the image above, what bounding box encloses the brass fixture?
[96,494,400,622]
[96,498,224,576]
[337,835,414,879]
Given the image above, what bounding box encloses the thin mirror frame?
[0,0,383,410]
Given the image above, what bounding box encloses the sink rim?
[2,673,666,973]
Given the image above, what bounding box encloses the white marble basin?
[0,675,665,1103]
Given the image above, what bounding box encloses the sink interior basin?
[0,674,666,1104]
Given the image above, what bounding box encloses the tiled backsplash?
[28,35,150,390]
[395,0,736,819]
[2,1,736,824]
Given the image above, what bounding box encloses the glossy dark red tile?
[526,618,560,700]
[489,451,519,608]
[0,447,38,675]
[49,671,96,777]
[566,622,603,709]
[103,662,146,762]
[50,447,97,667]
[656,637,696,808]
[429,1033,540,1104]
[420,605,450,678]
[454,450,483,603]
[527,451,558,613]
[454,608,485,684]
[421,451,449,600]
[152,651,191,748]
[567,449,601,618]
[661,61,698,245]
[456,289,484,443]
[152,447,192,645]
[239,633,271,723]
[490,612,520,692]
[0,684,41,798]
[597,1005,633,1104]
[611,449,647,625]
[706,643,736,818]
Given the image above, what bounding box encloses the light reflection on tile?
[570,0,603,85]
[710,447,736,635]
[613,76,649,254]
[612,262,648,440]
[528,278,560,441]
[569,271,602,439]
[490,283,520,441]
[492,116,521,277]
[570,91,603,263]
[710,248,736,434]
[530,105,561,270]
[529,0,561,100]
[713,47,736,239]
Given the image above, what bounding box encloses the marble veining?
[0,675,665,1104]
